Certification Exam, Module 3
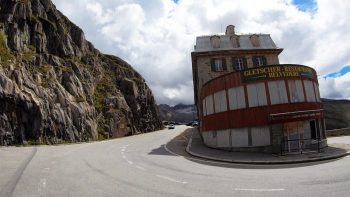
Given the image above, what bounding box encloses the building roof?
[194,34,280,52]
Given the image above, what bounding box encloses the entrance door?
[283,121,308,153]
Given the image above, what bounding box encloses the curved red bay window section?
[200,64,324,132]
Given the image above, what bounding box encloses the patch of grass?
[19,0,30,4]
[60,65,73,73]
[37,64,52,74]
[0,32,15,64]
[93,73,117,113]
[22,45,36,61]
[75,96,85,103]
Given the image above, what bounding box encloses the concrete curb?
[185,131,350,165]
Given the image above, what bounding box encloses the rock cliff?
[0,0,162,145]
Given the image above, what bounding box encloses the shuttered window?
[268,80,288,105]
[228,86,246,110]
[232,57,247,71]
[247,82,267,107]
[252,56,267,67]
[288,80,305,103]
[211,58,227,72]
[214,90,227,113]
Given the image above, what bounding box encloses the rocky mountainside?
[158,104,197,123]
[0,0,162,145]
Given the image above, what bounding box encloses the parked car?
[168,124,175,129]
[191,121,198,127]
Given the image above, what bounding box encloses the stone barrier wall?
[327,127,350,137]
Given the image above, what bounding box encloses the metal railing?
[280,137,323,155]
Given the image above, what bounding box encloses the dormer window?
[230,35,240,48]
[210,36,221,48]
[250,34,260,47]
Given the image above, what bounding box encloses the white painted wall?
[231,128,249,147]
[216,129,230,147]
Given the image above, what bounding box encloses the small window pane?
[214,90,227,113]
[288,80,305,103]
[205,95,214,115]
[268,80,288,105]
[304,80,316,102]
[247,82,267,107]
[228,86,246,110]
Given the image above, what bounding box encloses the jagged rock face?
[0,0,162,145]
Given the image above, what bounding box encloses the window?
[228,86,246,110]
[202,99,207,116]
[232,57,247,71]
[303,80,316,102]
[210,36,220,48]
[314,82,321,102]
[268,80,288,105]
[288,80,305,103]
[211,58,227,72]
[252,56,267,67]
[250,34,260,47]
[205,95,214,115]
[251,126,270,146]
[230,35,240,48]
[214,90,227,113]
[247,82,267,107]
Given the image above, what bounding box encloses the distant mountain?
[322,98,350,130]
[159,99,350,129]
[158,104,197,123]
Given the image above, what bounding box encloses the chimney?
[225,25,235,35]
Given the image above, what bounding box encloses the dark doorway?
[310,120,317,139]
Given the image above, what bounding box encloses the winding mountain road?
[1,125,350,197]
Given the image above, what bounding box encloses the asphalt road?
[1,125,350,197]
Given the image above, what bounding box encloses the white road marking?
[42,167,50,173]
[135,165,146,171]
[156,174,188,184]
[234,188,285,192]
[127,160,134,165]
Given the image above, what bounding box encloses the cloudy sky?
[51,0,350,106]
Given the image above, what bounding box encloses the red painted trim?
[202,102,323,131]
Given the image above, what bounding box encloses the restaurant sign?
[241,65,315,83]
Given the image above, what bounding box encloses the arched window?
[250,34,260,47]
[230,35,240,48]
[210,36,221,48]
